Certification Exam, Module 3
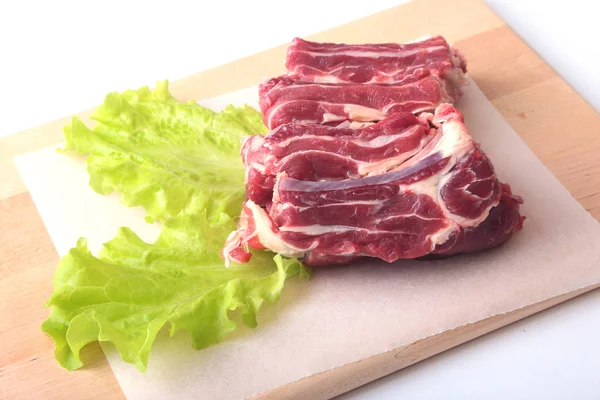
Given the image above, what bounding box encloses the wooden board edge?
[255,283,600,400]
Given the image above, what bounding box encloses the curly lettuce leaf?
[43,82,309,372]
[62,81,267,222]
[42,212,308,372]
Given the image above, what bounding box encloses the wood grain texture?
[1,0,599,399]
[0,193,124,400]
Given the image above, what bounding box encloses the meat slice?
[222,104,524,266]
[259,75,457,129]
[242,112,436,205]
[286,36,467,86]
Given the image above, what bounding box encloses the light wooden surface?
[1,0,599,399]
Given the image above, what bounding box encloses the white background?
[1,0,599,398]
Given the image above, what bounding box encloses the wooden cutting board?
[1,0,599,399]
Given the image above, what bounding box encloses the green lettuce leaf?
[62,80,267,222]
[43,82,309,372]
[42,212,308,372]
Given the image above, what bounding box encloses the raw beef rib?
[259,75,457,129]
[224,36,523,266]
[242,112,436,205]
[286,36,467,85]
[258,36,468,130]
[223,104,524,266]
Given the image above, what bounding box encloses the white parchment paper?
[15,79,600,400]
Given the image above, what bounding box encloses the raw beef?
[259,75,458,129]
[242,112,436,205]
[223,36,523,267]
[286,36,467,85]
[223,104,524,266]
